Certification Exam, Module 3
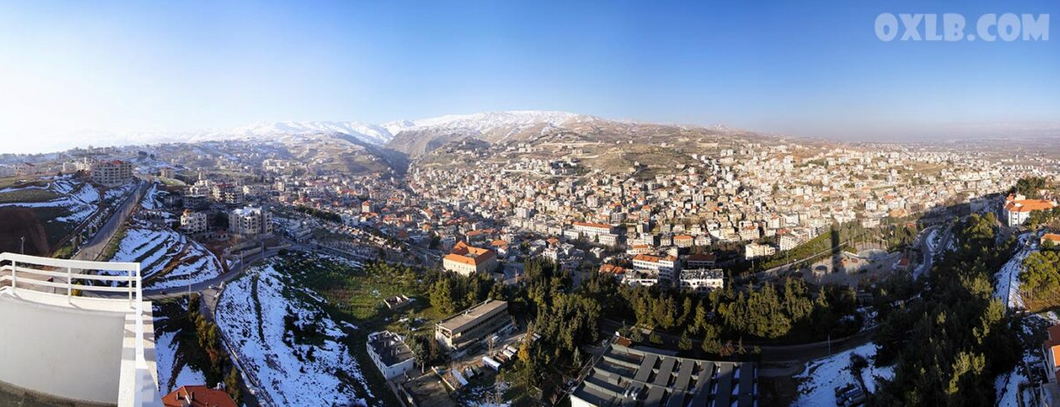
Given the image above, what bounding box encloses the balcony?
[0,253,159,406]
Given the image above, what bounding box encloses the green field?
[269,252,446,406]
[0,188,58,204]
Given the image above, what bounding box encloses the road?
[73,179,148,261]
[912,225,949,280]
[142,248,280,300]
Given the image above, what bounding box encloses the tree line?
[872,213,1020,406]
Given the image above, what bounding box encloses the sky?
[0,0,1058,153]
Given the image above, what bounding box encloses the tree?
[224,367,241,404]
[678,332,693,351]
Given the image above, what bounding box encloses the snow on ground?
[216,263,377,406]
[792,342,894,407]
[104,182,135,201]
[107,225,223,289]
[996,312,1055,405]
[154,330,206,394]
[141,182,162,210]
[994,233,1034,310]
[0,178,100,224]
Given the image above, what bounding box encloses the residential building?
[778,234,800,252]
[212,183,244,205]
[180,210,209,234]
[1043,233,1060,247]
[686,253,716,269]
[744,242,776,260]
[572,222,614,239]
[228,206,273,236]
[443,241,498,276]
[570,338,756,407]
[435,300,511,353]
[91,160,133,187]
[679,269,725,294]
[674,234,694,248]
[1003,194,1057,227]
[366,331,415,380]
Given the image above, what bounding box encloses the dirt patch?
[0,207,50,255]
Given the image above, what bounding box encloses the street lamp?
[20,236,25,254]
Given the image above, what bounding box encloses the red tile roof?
[162,385,237,407]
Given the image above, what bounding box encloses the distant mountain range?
[74,110,718,153]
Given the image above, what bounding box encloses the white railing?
[0,252,154,406]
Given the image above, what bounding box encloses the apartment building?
[180,210,208,234]
[91,160,133,187]
[228,206,273,236]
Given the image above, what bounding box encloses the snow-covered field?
[0,177,100,224]
[155,330,207,394]
[141,182,162,210]
[996,312,1058,405]
[108,225,223,289]
[216,262,378,406]
[792,342,895,407]
[994,233,1034,310]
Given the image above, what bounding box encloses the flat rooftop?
[369,331,414,367]
[437,300,507,332]
[571,341,756,407]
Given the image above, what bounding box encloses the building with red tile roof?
[443,241,498,276]
[161,385,237,407]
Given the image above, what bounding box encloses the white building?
[1002,194,1057,227]
[229,206,273,236]
[745,242,776,260]
[778,234,800,252]
[679,269,725,294]
[180,210,208,234]
[366,331,414,380]
[91,160,133,187]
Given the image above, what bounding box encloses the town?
[3,115,1060,406]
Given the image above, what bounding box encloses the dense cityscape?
[1,1,1058,407]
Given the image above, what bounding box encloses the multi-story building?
[91,160,133,187]
[443,241,498,276]
[744,242,776,260]
[435,300,511,353]
[778,234,800,252]
[1003,194,1057,227]
[572,222,614,239]
[366,331,414,380]
[180,210,209,234]
[686,253,716,269]
[679,269,725,294]
[212,183,244,205]
[228,206,273,237]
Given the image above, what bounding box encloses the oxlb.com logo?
[876,13,1049,41]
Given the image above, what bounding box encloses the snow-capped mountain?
[385,111,600,137]
[230,121,394,145]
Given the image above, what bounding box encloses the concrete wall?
[0,296,125,404]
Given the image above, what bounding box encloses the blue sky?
[0,0,1057,153]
